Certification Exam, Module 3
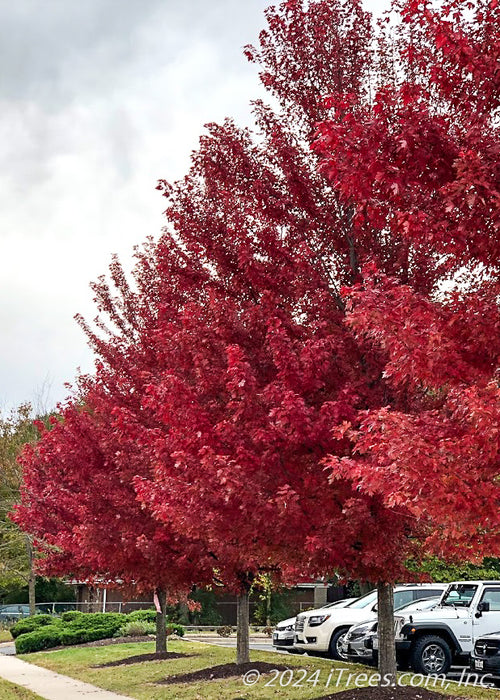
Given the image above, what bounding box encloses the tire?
[410,635,452,675]
[328,627,350,661]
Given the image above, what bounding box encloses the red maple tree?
[14,378,214,653]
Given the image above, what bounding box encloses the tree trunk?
[236,591,250,665]
[377,582,397,686]
[26,537,36,616]
[358,581,373,596]
[87,585,98,612]
[155,587,167,654]
[266,587,272,627]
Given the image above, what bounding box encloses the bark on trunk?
[155,587,167,654]
[358,581,373,596]
[26,538,36,616]
[377,582,397,686]
[87,585,98,613]
[236,591,250,665]
[266,587,272,627]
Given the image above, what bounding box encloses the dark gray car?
[0,604,44,623]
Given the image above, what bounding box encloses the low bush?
[60,611,84,622]
[118,618,185,638]
[13,609,190,654]
[68,612,125,630]
[119,620,156,637]
[217,625,233,637]
[80,626,117,643]
[15,627,63,654]
[10,615,57,639]
[59,626,120,646]
[59,628,86,646]
[15,612,127,653]
[126,609,157,623]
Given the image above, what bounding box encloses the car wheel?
[328,627,350,661]
[410,635,452,675]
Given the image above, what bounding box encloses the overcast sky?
[1,0,383,413]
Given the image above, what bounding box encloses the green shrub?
[15,626,63,654]
[217,625,232,637]
[10,615,57,639]
[67,612,125,632]
[81,627,116,643]
[15,612,127,653]
[126,609,157,623]
[64,613,124,646]
[119,620,156,637]
[60,625,119,646]
[60,611,84,622]
[167,623,185,637]
[59,629,85,646]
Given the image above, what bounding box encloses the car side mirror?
[475,601,490,618]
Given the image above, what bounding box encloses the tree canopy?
[14,0,500,673]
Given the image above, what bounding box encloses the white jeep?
[394,580,500,675]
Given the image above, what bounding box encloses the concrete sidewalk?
[0,653,133,700]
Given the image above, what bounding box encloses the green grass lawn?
[0,629,13,643]
[0,677,45,699]
[20,640,499,700]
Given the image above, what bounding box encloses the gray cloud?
[0,0,385,411]
[0,0,271,411]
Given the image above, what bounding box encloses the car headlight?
[394,617,406,638]
[308,614,331,627]
[348,623,375,639]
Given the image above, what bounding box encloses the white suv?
[294,584,447,659]
[272,598,356,652]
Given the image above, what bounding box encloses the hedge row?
[14,612,124,654]
[16,623,121,654]
[13,610,185,654]
[10,614,55,639]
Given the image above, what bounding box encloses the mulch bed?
[314,688,469,700]
[158,661,292,684]
[75,635,154,647]
[93,651,192,667]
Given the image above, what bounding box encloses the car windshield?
[441,584,478,607]
[322,599,353,609]
[344,591,377,609]
[396,597,440,613]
